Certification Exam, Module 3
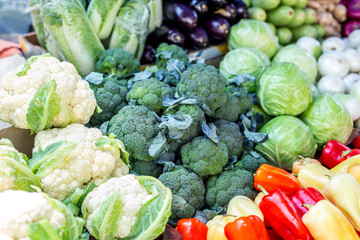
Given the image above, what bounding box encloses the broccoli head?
[226,86,254,115]
[126,78,174,113]
[181,137,228,177]
[108,105,159,161]
[156,43,189,70]
[90,76,128,126]
[213,91,242,122]
[131,159,163,178]
[214,120,244,159]
[206,169,257,210]
[177,63,227,115]
[96,48,141,77]
[158,165,205,224]
[235,151,268,173]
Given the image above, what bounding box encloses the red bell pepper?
[340,149,360,162]
[267,228,283,240]
[353,136,360,149]
[175,218,208,240]
[224,215,269,240]
[290,187,325,216]
[258,186,312,240]
[254,164,301,196]
[320,140,351,168]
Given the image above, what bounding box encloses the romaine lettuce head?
[255,116,317,171]
[272,45,318,83]
[219,47,271,81]
[300,94,353,147]
[228,19,279,58]
[256,62,312,116]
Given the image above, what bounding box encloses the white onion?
[322,37,346,52]
[296,37,322,59]
[334,93,360,121]
[318,51,350,78]
[350,81,360,102]
[343,38,350,49]
[317,75,346,94]
[349,29,360,49]
[343,48,360,73]
[343,73,360,93]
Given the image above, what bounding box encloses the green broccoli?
[158,165,205,224]
[226,86,254,115]
[96,48,141,77]
[214,120,244,159]
[90,76,128,126]
[205,169,257,210]
[235,151,268,173]
[126,78,174,113]
[156,43,189,70]
[181,137,228,177]
[213,91,243,122]
[131,159,163,178]
[107,105,159,161]
[177,63,227,115]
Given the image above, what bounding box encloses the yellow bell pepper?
[331,155,360,174]
[254,192,265,206]
[302,200,360,240]
[348,163,360,184]
[226,195,264,221]
[297,163,335,192]
[206,215,236,240]
[323,173,360,231]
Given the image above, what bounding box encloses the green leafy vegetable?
[95,133,129,165]
[16,54,51,77]
[28,220,62,240]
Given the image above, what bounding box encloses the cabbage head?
[228,19,279,58]
[219,47,271,81]
[272,45,318,84]
[255,116,317,171]
[300,94,353,147]
[256,62,312,116]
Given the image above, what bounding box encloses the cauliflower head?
[0,54,96,132]
[0,190,82,240]
[31,123,129,200]
[215,120,244,159]
[181,137,228,177]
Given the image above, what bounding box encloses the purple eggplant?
[153,24,186,47]
[232,0,248,21]
[187,26,209,49]
[164,1,198,30]
[207,0,227,9]
[204,16,230,41]
[214,3,237,23]
[189,0,209,16]
[141,45,156,64]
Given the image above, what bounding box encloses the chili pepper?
[227,195,264,221]
[352,136,360,149]
[320,140,351,168]
[258,185,312,240]
[331,154,360,173]
[340,149,360,162]
[224,215,269,240]
[206,215,236,240]
[175,218,208,240]
[297,163,335,192]
[267,228,283,240]
[302,200,360,240]
[292,157,321,175]
[323,173,360,231]
[254,164,301,196]
[290,187,325,216]
[348,163,360,184]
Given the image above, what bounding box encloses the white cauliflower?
[0,54,96,132]
[32,123,129,200]
[0,190,77,240]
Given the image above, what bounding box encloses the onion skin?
[343,20,360,37]
[348,0,360,20]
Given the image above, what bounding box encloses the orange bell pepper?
[176,218,208,240]
[224,215,269,240]
[348,163,360,183]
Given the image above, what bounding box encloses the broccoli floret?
[177,63,227,115]
[126,78,174,113]
[96,49,141,77]
[90,76,128,126]
[131,159,163,178]
[235,151,268,173]
[156,43,189,70]
[214,120,244,159]
[181,137,228,177]
[226,86,254,114]
[213,91,243,122]
[158,165,205,224]
[206,169,257,210]
[108,105,159,161]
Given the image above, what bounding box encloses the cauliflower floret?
[83,175,153,238]
[0,55,96,130]
[33,124,129,200]
[0,190,66,239]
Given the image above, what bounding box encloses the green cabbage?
[228,19,279,58]
[219,47,271,81]
[272,45,318,83]
[256,62,312,116]
[255,116,317,171]
[300,94,353,147]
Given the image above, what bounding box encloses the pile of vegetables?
[341,0,360,36]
